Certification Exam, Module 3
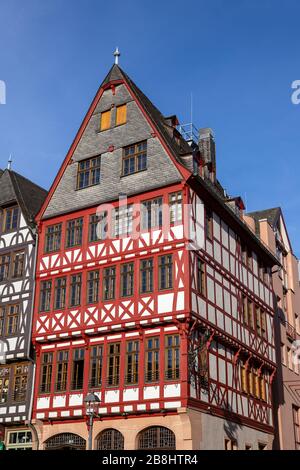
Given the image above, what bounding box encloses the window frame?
[2,206,19,233]
[122,141,147,176]
[76,155,101,190]
[44,223,62,254]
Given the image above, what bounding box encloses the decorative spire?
[7,154,12,170]
[114,47,120,65]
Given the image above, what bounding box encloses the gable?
[42,70,189,219]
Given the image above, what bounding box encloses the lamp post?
[84,392,100,450]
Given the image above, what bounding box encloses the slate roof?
[0,169,48,228]
[247,207,281,235]
[102,64,192,166]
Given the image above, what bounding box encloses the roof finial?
[7,154,12,170]
[114,47,120,65]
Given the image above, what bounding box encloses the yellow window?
[241,365,248,393]
[100,110,111,131]
[116,104,127,126]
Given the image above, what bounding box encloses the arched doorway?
[137,426,176,450]
[44,433,86,450]
[96,429,124,450]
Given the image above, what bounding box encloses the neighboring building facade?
[0,169,47,450]
[245,208,300,449]
[30,63,279,450]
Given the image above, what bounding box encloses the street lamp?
[84,392,100,450]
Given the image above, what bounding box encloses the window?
[96,429,124,450]
[145,337,159,383]
[138,426,176,450]
[89,212,108,242]
[40,353,53,393]
[205,208,213,240]
[141,197,162,230]
[122,141,147,176]
[70,274,82,307]
[0,254,10,281]
[6,304,19,335]
[66,218,83,247]
[287,347,293,370]
[55,350,68,392]
[3,206,19,232]
[71,348,84,390]
[247,250,252,270]
[169,191,182,224]
[103,266,116,301]
[140,258,153,294]
[113,205,133,237]
[45,224,62,253]
[0,367,10,403]
[125,340,139,384]
[196,257,206,295]
[89,345,103,388]
[241,243,247,265]
[248,300,255,330]
[116,104,127,126]
[241,362,266,401]
[0,306,4,335]
[77,156,101,189]
[293,406,300,450]
[54,277,66,310]
[165,335,180,380]
[100,109,111,131]
[87,270,100,304]
[121,263,134,297]
[224,438,237,450]
[261,310,267,339]
[13,364,28,402]
[258,442,267,450]
[159,255,173,290]
[107,343,120,387]
[256,306,261,337]
[6,431,32,451]
[242,295,248,325]
[281,343,286,366]
[39,280,52,312]
[12,251,25,279]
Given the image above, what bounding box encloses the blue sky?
[0,0,299,256]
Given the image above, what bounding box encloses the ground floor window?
[138,426,176,450]
[6,430,32,450]
[96,429,124,450]
[44,433,86,450]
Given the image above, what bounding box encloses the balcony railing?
[285,321,297,341]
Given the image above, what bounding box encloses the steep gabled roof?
[247,207,281,230]
[37,63,192,221]
[0,169,47,228]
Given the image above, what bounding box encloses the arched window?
[44,433,86,450]
[96,429,124,450]
[138,426,176,450]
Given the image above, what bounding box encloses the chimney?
[199,128,216,183]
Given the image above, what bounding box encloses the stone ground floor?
[7,407,274,450]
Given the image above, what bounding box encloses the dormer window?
[122,141,147,176]
[2,206,19,233]
[100,109,111,131]
[77,156,101,190]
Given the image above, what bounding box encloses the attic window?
[2,206,19,233]
[100,109,111,131]
[122,141,147,176]
[77,156,101,190]
[116,104,127,126]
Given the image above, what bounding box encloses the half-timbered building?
[31,60,279,450]
[0,168,47,449]
[245,208,300,449]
